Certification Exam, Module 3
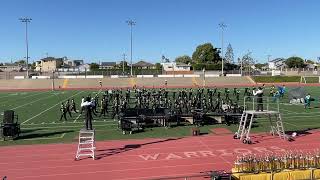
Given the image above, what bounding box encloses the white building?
[161,62,191,72]
[268,58,286,70]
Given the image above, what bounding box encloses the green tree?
[175,55,192,64]
[15,60,26,65]
[192,43,221,63]
[285,57,306,68]
[115,61,128,69]
[224,43,234,64]
[30,62,36,70]
[155,63,162,70]
[90,63,100,71]
[255,63,268,70]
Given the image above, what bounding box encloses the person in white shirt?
[80,96,85,114]
[81,97,94,130]
[253,87,264,111]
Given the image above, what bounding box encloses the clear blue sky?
[0,0,319,64]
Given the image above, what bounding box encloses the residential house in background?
[62,56,84,67]
[99,62,116,69]
[268,58,287,70]
[161,62,191,72]
[132,60,155,69]
[35,57,63,72]
[35,56,86,72]
[0,63,24,72]
[305,63,318,70]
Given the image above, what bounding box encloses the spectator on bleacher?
[80,96,85,114]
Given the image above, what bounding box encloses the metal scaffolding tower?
[234,96,288,144]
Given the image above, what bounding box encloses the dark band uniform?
[81,99,94,130]
[60,103,67,121]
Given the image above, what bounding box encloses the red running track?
[0,130,320,180]
[0,82,320,92]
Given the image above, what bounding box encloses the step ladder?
[75,129,96,160]
[234,111,287,144]
[234,112,254,144]
[270,113,286,140]
[234,113,247,140]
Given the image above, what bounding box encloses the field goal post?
[300,75,320,84]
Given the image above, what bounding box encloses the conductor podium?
[234,97,288,144]
[1,110,20,140]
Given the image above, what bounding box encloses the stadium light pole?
[122,53,126,76]
[19,17,32,78]
[218,22,226,76]
[267,55,271,71]
[52,70,55,91]
[126,19,136,77]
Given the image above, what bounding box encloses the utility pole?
[122,53,127,76]
[19,17,32,78]
[203,68,206,87]
[219,22,227,76]
[240,58,243,76]
[52,71,55,91]
[267,55,271,62]
[126,19,136,77]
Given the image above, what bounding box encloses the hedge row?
[252,76,301,83]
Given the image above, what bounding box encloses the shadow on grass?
[95,137,183,160]
[17,130,73,140]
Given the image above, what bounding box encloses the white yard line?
[11,94,56,110]
[283,121,299,127]
[0,94,15,99]
[73,113,82,123]
[1,91,47,104]
[21,91,83,125]
[280,108,299,114]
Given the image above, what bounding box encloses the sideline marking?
[21,91,83,124]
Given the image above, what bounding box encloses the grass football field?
[0,86,319,146]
